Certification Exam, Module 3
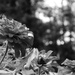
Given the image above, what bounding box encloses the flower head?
[0,15,34,58]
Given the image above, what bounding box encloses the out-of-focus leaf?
[58,66,72,75]
[21,69,35,75]
[0,70,13,75]
[45,50,53,59]
[40,50,46,54]
[24,48,39,68]
[62,59,75,66]
[46,61,59,73]
[14,48,39,74]
[47,61,59,68]
[49,72,58,75]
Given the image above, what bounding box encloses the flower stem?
[38,66,42,75]
[0,41,8,65]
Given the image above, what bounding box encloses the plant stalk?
[0,41,8,65]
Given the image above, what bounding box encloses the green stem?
[38,66,42,75]
[0,42,8,65]
[38,67,40,75]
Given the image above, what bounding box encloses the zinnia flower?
[0,15,34,58]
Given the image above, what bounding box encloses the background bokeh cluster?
[0,0,75,63]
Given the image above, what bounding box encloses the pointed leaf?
[14,48,39,74]
[45,50,53,59]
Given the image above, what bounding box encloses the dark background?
[0,0,75,64]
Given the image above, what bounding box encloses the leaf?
[47,61,59,68]
[14,48,39,74]
[62,59,75,66]
[0,70,13,75]
[24,48,39,68]
[40,50,46,54]
[49,72,57,75]
[45,50,53,59]
[58,66,72,75]
[21,69,35,75]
